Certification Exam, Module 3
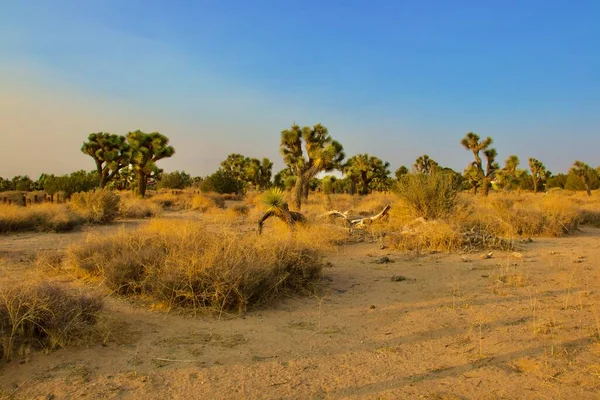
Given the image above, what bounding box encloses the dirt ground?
[1,215,600,399]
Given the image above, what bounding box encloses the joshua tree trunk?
[293,176,305,210]
[137,172,148,198]
[481,179,491,196]
[360,171,370,195]
[303,181,310,200]
[532,179,538,193]
[585,183,591,196]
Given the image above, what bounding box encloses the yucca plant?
[258,188,306,234]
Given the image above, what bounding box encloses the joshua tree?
[528,158,551,193]
[395,165,409,180]
[495,155,521,190]
[81,132,130,188]
[460,132,498,196]
[244,157,273,190]
[280,123,344,210]
[257,188,306,234]
[127,130,175,197]
[221,154,273,191]
[413,154,439,174]
[570,160,593,196]
[463,164,481,195]
[343,154,390,195]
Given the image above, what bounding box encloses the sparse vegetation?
[71,189,120,223]
[66,220,324,312]
[0,204,84,233]
[0,283,103,360]
[395,172,459,220]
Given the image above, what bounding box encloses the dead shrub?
[71,189,120,223]
[388,220,463,253]
[66,220,324,312]
[119,197,163,219]
[0,283,103,359]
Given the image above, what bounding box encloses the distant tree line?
[2,126,598,204]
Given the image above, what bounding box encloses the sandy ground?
[1,217,600,399]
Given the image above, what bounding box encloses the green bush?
[395,173,459,220]
[200,170,243,194]
[71,189,120,223]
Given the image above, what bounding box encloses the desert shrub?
[119,197,162,218]
[71,189,120,223]
[149,192,194,211]
[191,194,218,212]
[463,194,580,237]
[66,220,324,312]
[388,220,463,252]
[0,204,84,233]
[395,173,458,220]
[200,170,242,194]
[0,283,103,359]
[157,170,192,190]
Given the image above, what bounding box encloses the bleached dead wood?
[321,205,391,230]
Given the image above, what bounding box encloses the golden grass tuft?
[0,283,103,359]
[119,197,163,219]
[71,189,120,223]
[191,194,220,212]
[388,220,463,253]
[0,204,84,233]
[462,193,581,238]
[66,220,325,312]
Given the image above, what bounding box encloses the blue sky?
[1,0,599,178]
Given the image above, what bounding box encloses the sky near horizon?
[1,0,599,179]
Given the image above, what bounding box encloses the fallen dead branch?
[321,204,391,230]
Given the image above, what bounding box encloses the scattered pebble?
[373,256,395,264]
[391,275,407,282]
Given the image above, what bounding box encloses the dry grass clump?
[191,194,220,212]
[71,189,120,223]
[66,220,324,312]
[149,192,194,211]
[0,204,84,233]
[464,194,580,237]
[388,220,463,253]
[0,283,103,359]
[396,173,459,220]
[119,197,163,219]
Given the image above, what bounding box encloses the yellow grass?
[0,283,103,359]
[0,203,84,233]
[66,219,326,313]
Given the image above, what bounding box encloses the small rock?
[374,256,395,264]
[379,244,387,250]
[512,252,523,259]
[369,305,376,309]
[391,275,407,282]
[461,256,471,263]
[482,252,493,259]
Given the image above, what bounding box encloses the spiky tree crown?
[262,188,287,211]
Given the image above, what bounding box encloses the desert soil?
[1,216,600,399]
